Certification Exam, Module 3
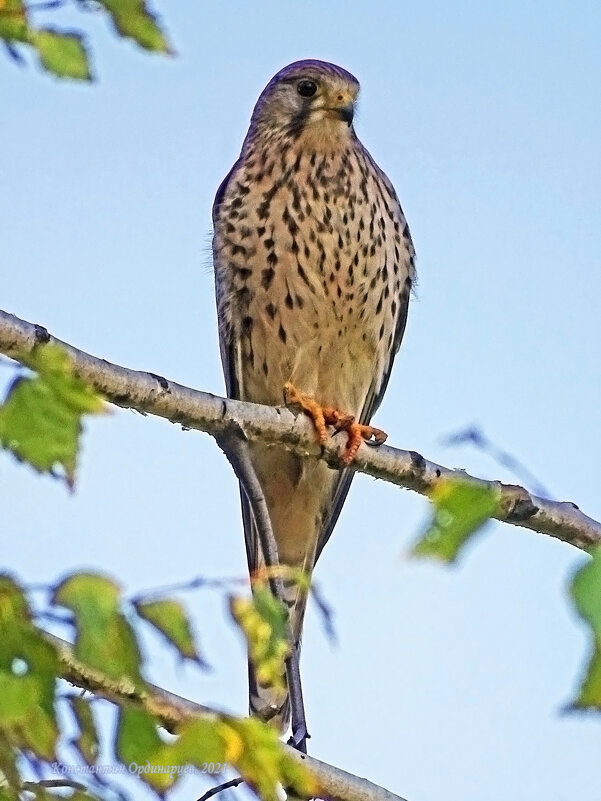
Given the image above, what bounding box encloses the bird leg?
[283,382,388,465]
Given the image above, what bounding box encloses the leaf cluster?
[0,0,171,80]
[0,572,316,801]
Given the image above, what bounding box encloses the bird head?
[249,60,360,144]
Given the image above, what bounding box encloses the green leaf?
[98,0,172,53]
[412,478,500,563]
[0,344,105,487]
[570,546,601,708]
[207,716,316,801]
[117,706,316,800]
[31,28,91,81]
[0,575,60,760]
[69,695,99,765]
[53,573,144,687]
[230,583,290,694]
[179,714,316,801]
[0,0,29,43]
[117,707,177,792]
[134,598,206,666]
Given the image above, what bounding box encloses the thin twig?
[129,574,245,605]
[310,581,337,643]
[197,776,244,801]
[48,632,408,801]
[26,0,66,10]
[441,425,552,499]
[34,610,74,626]
[23,778,88,792]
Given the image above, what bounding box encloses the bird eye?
[297,79,318,98]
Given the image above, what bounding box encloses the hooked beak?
[334,103,354,126]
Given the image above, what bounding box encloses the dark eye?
[297,79,318,98]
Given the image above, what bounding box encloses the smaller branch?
[35,610,73,626]
[197,776,244,801]
[3,40,26,65]
[49,632,216,722]
[23,779,88,792]
[130,575,245,603]
[49,633,408,801]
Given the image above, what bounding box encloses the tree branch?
[50,633,408,801]
[1,307,599,551]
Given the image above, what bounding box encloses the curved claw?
[341,421,388,464]
[283,382,388,465]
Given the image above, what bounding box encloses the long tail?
[248,578,308,732]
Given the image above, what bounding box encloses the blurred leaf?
[570,546,601,708]
[134,598,206,666]
[53,573,144,687]
[0,344,105,487]
[185,715,317,801]
[0,575,59,761]
[0,0,29,43]
[214,716,317,801]
[98,0,172,53]
[69,694,99,765]
[0,745,21,798]
[230,583,290,694]
[31,28,91,80]
[0,572,315,801]
[117,707,177,792]
[412,478,500,563]
[117,704,316,800]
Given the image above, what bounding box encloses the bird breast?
[213,136,410,416]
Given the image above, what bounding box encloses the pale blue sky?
[2,2,601,800]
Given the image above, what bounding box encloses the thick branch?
[1,308,599,551]
[51,634,407,801]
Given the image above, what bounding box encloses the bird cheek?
[308,108,328,123]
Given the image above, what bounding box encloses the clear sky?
[2,2,601,800]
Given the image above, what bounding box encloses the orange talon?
[283,382,328,444]
[283,382,388,464]
[341,421,388,465]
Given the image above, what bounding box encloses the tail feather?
[248,659,291,730]
[248,578,307,732]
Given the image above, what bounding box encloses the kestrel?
[212,60,415,730]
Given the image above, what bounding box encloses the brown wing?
[213,163,261,574]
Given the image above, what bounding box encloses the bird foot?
[341,419,388,464]
[283,382,387,465]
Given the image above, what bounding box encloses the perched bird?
[212,60,415,730]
